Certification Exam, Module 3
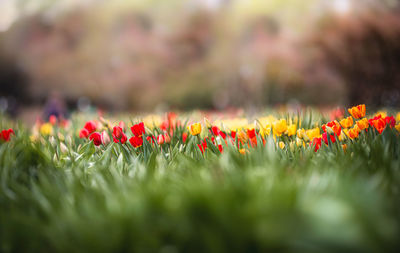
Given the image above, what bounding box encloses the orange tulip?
[348,104,366,119]
[346,125,360,139]
[356,118,369,130]
[339,116,353,128]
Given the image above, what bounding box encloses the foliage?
[1,107,400,252]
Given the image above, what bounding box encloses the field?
[1,105,400,252]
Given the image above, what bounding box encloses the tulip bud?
[66,135,72,146]
[164,133,171,144]
[57,133,65,142]
[157,134,165,145]
[49,136,57,147]
[101,131,110,145]
[204,117,212,129]
[60,142,68,154]
[289,141,295,152]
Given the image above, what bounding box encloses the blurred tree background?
[0,0,400,114]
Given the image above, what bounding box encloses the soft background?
[1,0,400,120]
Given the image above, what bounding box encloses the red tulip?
[322,132,336,145]
[112,126,127,144]
[0,129,14,142]
[311,137,322,152]
[84,121,97,134]
[182,132,188,143]
[129,136,143,148]
[79,128,90,138]
[247,129,256,139]
[230,131,236,139]
[131,122,145,137]
[146,136,154,144]
[211,126,220,136]
[49,115,57,125]
[369,115,386,134]
[89,132,102,146]
[385,116,396,128]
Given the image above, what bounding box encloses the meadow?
[1,105,400,253]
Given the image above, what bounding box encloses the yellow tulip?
[187,123,202,136]
[279,141,285,149]
[395,123,400,133]
[286,124,297,136]
[305,127,320,141]
[40,123,53,136]
[259,123,271,137]
[272,119,287,137]
[297,128,305,139]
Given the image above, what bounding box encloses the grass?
[1,111,400,253]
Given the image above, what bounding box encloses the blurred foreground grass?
[1,111,400,253]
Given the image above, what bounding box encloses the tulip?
[79,128,90,138]
[278,141,285,149]
[131,122,145,137]
[60,142,68,154]
[237,131,248,144]
[112,126,127,144]
[311,137,322,152]
[286,124,297,136]
[322,132,336,145]
[146,136,154,144]
[395,123,400,133]
[356,118,369,130]
[164,133,171,144]
[246,128,256,139]
[348,104,366,119]
[322,120,341,136]
[369,115,386,134]
[305,127,320,141]
[84,121,97,134]
[101,131,111,145]
[40,123,53,136]
[187,123,202,136]
[129,136,143,148]
[118,121,126,130]
[385,116,396,128]
[49,115,57,125]
[182,133,188,143]
[157,134,165,145]
[297,129,305,139]
[345,125,360,139]
[0,129,14,142]
[89,132,102,146]
[339,117,353,128]
[272,119,287,137]
[259,124,271,137]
